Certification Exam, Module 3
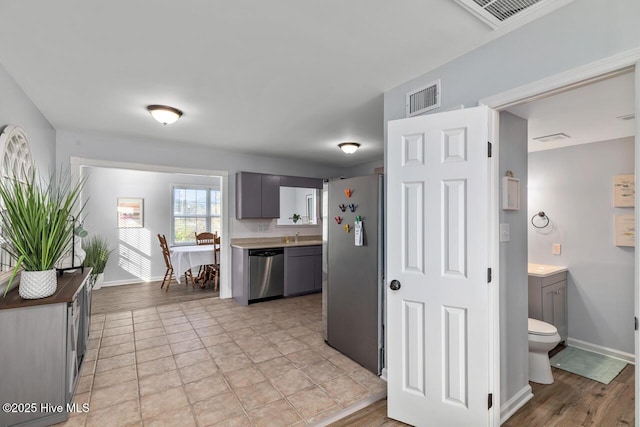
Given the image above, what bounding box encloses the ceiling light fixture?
[338,142,360,154]
[147,105,183,125]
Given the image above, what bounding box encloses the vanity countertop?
[231,236,322,250]
[528,263,568,278]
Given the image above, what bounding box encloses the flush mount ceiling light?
[338,142,360,154]
[147,105,183,125]
[532,132,570,143]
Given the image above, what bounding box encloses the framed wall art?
[615,214,635,247]
[117,197,144,228]
[502,176,520,210]
[614,174,634,207]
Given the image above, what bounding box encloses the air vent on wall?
[533,132,570,143]
[453,0,556,29]
[406,80,441,118]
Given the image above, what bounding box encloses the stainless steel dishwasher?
[249,248,284,302]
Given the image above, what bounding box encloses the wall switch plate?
[552,243,561,255]
[499,223,510,242]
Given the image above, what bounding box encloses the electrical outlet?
[552,243,561,255]
[499,223,510,242]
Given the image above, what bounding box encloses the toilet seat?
[528,318,557,336]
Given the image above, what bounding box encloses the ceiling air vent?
[406,80,441,118]
[453,0,556,29]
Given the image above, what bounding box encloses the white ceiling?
[0,0,556,167]
[506,71,636,152]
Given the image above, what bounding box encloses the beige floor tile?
[166,329,199,344]
[199,332,233,347]
[156,304,181,313]
[234,380,281,411]
[139,369,182,396]
[100,332,134,347]
[348,368,387,393]
[91,313,106,322]
[143,405,196,427]
[134,327,165,341]
[263,330,293,344]
[220,321,250,332]
[76,374,93,394]
[170,338,204,355]
[157,309,184,319]
[135,335,169,351]
[256,356,297,380]
[252,322,281,335]
[191,391,244,426]
[274,339,308,355]
[90,322,104,332]
[105,311,132,321]
[247,399,303,427]
[86,398,140,427]
[173,348,211,368]
[207,341,243,358]
[313,343,342,359]
[235,336,269,352]
[137,356,177,378]
[93,364,137,390]
[98,341,135,359]
[104,317,133,329]
[133,313,160,323]
[190,318,219,329]
[133,319,163,331]
[140,386,189,420]
[89,379,138,410]
[84,348,99,362]
[161,315,189,326]
[270,369,315,396]
[215,352,253,373]
[286,386,338,420]
[133,307,158,317]
[246,345,282,364]
[184,373,229,404]
[320,375,369,407]
[52,414,87,427]
[228,327,257,340]
[285,348,324,368]
[87,338,101,350]
[286,325,312,338]
[88,330,103,340]
[224,365,267,389]
[215,414,253,426]
[102,325,134,337]
[297,333,325,348]
[328,353,363,374]
[136,344,172,363]
[95,352,136,374]
[185,312,211,322]
[178,359,219,384]
[163,323,193,334]
[302,360,345,384]
[194,324,226,337]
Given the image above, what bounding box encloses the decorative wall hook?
[344,224,351,233]
[344,188,353,198]
[348,204,357,212]
[355,215,362,223]
[334,216,342,224]
[338,204,346,212]
[531,211,550,229]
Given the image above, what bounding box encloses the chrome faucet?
[294,232,299,243]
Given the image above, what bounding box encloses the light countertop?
[231,236,323,250]
[528,263,568,277]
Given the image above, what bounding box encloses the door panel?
[387,106,492,426]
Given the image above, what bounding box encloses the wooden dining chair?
[194,232,215,286]
[157,234,193,292]
[212,234,221,291]
[195,231,215,245]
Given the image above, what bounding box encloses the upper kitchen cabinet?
[236,172,281,219]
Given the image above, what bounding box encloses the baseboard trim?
[566,338,635,365]
[500,384,533,424]
[311,390,387,427]
[101,276,164,287]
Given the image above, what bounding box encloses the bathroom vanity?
[528,263,568,342]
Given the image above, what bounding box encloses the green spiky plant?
[0,169,85,297]
[82,235,113,276]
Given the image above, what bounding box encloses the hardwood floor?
[91,279,219,314]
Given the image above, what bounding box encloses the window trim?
[171,183,222,246]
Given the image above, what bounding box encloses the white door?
[387,106,494,426]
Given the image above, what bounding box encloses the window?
[172,184,221,245]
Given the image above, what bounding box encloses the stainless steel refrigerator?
[323,174,384,374]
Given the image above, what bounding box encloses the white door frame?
[69,156,232,299]
[479,47,640,426]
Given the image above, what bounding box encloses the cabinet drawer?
[285,245,321,257]
[539,271,567,287]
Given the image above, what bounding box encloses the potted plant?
[82,235,113,290]
[0,169,85,298]
[289,213,301,224]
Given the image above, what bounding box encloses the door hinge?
[635,316,638,331]
[488,141,492,158]
[487,268,492,283]
[488,393,493,409]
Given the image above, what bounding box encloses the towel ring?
[531,211,550,229]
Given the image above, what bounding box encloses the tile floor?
[56,293,386,426]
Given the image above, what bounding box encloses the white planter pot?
[92,273,105,290]
[19,269,57,299]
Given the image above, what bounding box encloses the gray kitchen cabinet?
[236,172,280,219]
[284,245,322,296]
[0,270,91,427]
[528,271,567,341]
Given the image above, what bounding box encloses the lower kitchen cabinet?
[0,270,91,427]
[284,245,322,296]
[528,270,568,341]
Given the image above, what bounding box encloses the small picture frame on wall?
[615,214,635,247]
[117,197,144,228]
[502,176,520,211]
[614,174,635,207]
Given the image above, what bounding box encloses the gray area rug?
[550,346,627,384]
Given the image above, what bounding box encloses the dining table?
[170,245,217,284]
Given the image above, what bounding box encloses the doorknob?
[390,280,401,291]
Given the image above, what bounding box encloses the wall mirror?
[277,187,319,226]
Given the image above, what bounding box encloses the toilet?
[528,318,561,384]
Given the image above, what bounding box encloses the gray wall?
[529,137,635,355]
[383,0,640,412]
[0,62,55,173]
[499,112,529,407]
